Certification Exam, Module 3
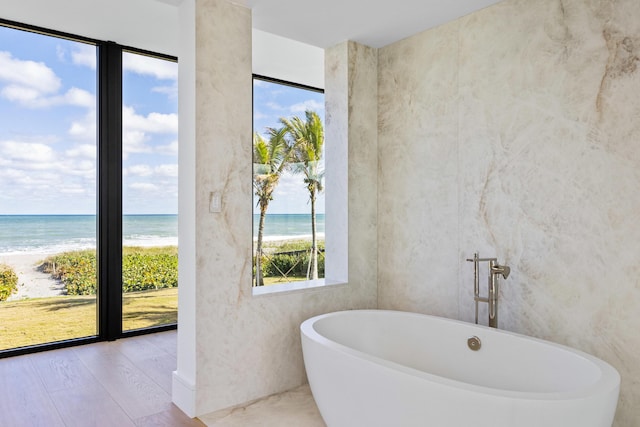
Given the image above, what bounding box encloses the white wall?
[1,0,324,87]
[253,29,324,88]
[172,0,197,417]
[0,0,179,55]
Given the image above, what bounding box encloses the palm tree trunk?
[255,206,267,286]
[309,188,318,280]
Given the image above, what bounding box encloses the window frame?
[0,18,177,358]
[252,74,339,296]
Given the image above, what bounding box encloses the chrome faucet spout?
[491,264,510,279]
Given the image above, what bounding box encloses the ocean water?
[0,214,325,254]
[253,214,325,241]
[0,215,178,255]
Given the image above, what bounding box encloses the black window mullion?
[0,21,177,358]
[97,42,123,341]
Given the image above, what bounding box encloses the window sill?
[252,278,346,297]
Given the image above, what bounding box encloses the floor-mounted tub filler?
[301,310,620,427]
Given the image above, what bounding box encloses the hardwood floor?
[0,331,204,427]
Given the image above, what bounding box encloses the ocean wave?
[0,236,178,256]
[0,240,96,256]
[123,236,178,247]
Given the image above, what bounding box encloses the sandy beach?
[0,253,65,301]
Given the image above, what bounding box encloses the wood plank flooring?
[0,331,204,427]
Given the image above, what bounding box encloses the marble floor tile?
[199,385,325,427]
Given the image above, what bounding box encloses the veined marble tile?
[377,20,460,319]
[199,385,325,427]
[377,0,640,425]
[185,1,378,417]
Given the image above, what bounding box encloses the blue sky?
[0,25,324,217]
[253,79,325,215]
[0,25,178,215]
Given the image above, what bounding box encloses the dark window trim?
[251,74,326,289]
[98,41,124,341]
[0,20,177,358]
[253,74,324,94]
[0,18,177,62]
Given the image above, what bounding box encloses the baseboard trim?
[172,370,197,418]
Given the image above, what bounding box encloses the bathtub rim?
[301,309,620,402]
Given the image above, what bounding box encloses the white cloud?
[56,45,66,62]
[152,83,178,99]
[123,106,178,134]
[266,101,284,111]
[0,137,97,210]
[0,51,94,109]
[62,87,95,108]
[129,182,159,192]
[0,140,56,163]
[71,44,96,69]
[4,86,95,109]
[126,164,153,177]
[156,140,178,155]
[0,51,61,94]
[66,144,96,159]
[123,53,177,80]
[67,160,95,176]
[69,110,97,142]
[1,85,41,104]
[122,106,178,158]
[155,164,178,177]
[254,110,268,120]
[59,185,88,194]
[125,163,177,178]
[290,99,324,113]
[123,130,151,159]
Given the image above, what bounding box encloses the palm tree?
[253,127,291,286]
[281,110,324,280]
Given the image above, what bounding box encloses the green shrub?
[0,264,18,301]
[42,250,96,295]
[122,251,178,292]
[42,247,178,296]
[265,253,305,277]
[263,241,325,279]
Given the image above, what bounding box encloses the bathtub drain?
[467,336,482,351]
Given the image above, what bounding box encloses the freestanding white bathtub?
[301,310,619,427]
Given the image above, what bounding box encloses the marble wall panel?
[377,21,460,317]
[378,0,640,424]
[188,1,378,415]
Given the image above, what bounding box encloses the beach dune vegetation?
[254,240,325,285]
[0,264,18,301]
[264,241,325,279]
[42,246,178,295]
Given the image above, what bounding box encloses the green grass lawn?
[0,287,177,351]
[262,276,309,286]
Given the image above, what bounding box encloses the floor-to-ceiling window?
[121,51,178,331]
[0,21,177,355]
[0,25,98,350]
